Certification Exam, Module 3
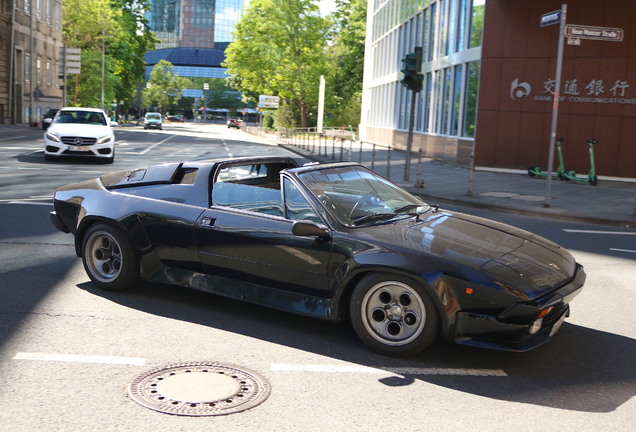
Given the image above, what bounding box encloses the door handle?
[200,216,216,227]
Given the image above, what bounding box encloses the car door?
[195,165,332,299]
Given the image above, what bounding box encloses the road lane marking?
[563,229,636,235]
[6,201,53,206]
[270,364,507,377]
[0,136,26,141]
[610,248,636,253]
[13,352,146,366]
[139,135,175,155]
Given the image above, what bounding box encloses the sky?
[319,0,337,16]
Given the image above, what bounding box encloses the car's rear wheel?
[81,224,139,291]
[350,273,439,356]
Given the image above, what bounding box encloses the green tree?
[109,0,158,109]
[73,49,121,107]
[62,0,157,109]
[224,0,329,128]
[142,60,190,113]
[324,0,366,127]
[189,78,245,112]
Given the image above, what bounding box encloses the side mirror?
[292,221,330,239]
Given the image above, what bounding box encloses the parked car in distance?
[42,108,59,130]
[43,107,116,163]
[166,115,184,122]
[143,112,163,130]
[227,118,243,129]
[49,158,585,357]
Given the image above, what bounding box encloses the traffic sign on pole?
[564,25,623,41]
[540,10,561,27]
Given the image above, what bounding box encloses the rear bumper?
[452,264,586,352]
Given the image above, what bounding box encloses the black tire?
[350,273,439,356]
[81,224,140,291]
[589,175,598,186]
[528,166,538,177]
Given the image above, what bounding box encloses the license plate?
[68,145,90,151]
[549,313,566,337]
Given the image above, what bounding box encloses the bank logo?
[511,78,531,100]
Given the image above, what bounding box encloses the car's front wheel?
[350,273,439,356]
[81,224,140,291]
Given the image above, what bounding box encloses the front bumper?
[44,138,114,158]
[452,264,586,352]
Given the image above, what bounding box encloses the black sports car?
[50,157,585,356]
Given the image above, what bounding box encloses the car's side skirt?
[148,267,335,321]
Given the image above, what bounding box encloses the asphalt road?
[0,123,634,431]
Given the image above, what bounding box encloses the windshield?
[146,114,161,120]
[54,110,106,125]
[298,165,430,226]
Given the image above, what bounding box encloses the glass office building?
[145,0,245,85]
[360,0,485,165]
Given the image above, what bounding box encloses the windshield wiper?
[394,204,422,213]
[351,213,402,226]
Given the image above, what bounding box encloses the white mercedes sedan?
[44,107,117,163]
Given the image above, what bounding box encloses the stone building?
[0,0,64,125]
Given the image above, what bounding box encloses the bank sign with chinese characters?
[510,77,636,105]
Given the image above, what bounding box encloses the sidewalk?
[277,139,636,229]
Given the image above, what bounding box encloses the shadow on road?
[77,279,636,413]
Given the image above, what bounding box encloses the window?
[211,163,296,217]
[463,61,480,137]
[46,0,52,25]
[25,53,31,83]
[36,0,41,20]
[46,60,51,86]
[25,0,30,14]
[36,57,42,84]
[55,2,61,31]
[469,0,485,48]
[283,178,321,223]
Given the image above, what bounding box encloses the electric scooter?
[560,139,598,186]
[528,138,566,179]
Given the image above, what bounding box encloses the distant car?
[42,108,59,130]
[43,107,116,163]
[166,115,184,123]
[49,158,585,357]
[227,119,242,129]
[143,112,163,130]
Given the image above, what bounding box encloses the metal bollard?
[359,140,363,164]
[332,137,335,159]
[415,148,424,188]
[340,138,344,161]
[387,144,391,180]
[371,143,376,171]
[348,139,353,162]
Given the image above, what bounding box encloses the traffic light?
[400,47,423,92]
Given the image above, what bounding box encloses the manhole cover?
[128,361,271,416]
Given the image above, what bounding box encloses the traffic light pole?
[404,89,419,181]
[403,47,423,181]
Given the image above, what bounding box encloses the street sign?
[541,10,561,27]
[59,47,82,75]
[564,25,623,41]
[258,101,279,108]
[567,38,581,45]
[259,95,280,103]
